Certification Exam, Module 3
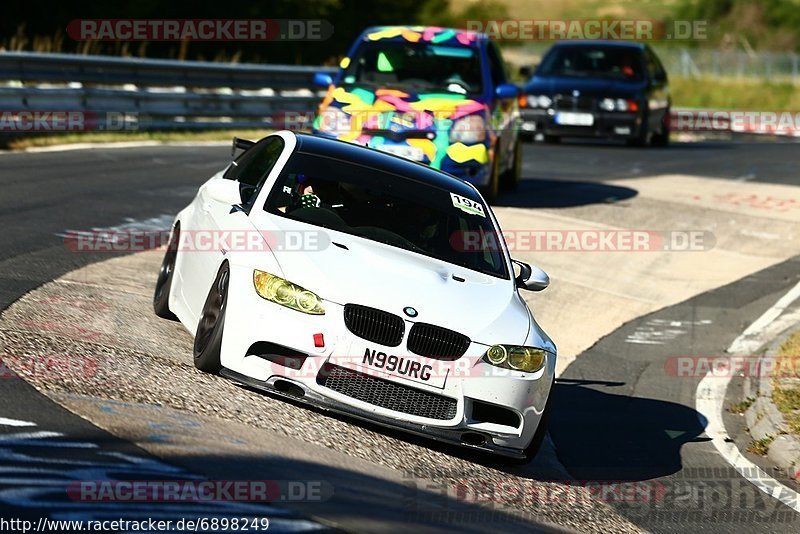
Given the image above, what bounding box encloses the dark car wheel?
[193,263,229,373]
[153,225,179,320]
[500,140,521,192]
[651,107,671,147]
[627,112,651,147]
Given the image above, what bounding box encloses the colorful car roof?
[361,26,483,46]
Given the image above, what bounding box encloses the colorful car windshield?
[342,41,483,95]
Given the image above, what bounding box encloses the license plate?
[377,144,425,162]
[330,345,447,389]
[554,112,594,126]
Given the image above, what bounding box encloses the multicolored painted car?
[312,26,521,201]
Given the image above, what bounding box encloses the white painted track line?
[696,280,800,512]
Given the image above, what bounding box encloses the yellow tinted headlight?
[508,347,546,372]
[486,344,508,365]
[253,270,325,315]
[483,345,546,373]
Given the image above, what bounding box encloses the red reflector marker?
[313,333,325,348]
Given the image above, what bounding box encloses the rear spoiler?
[231,137,255,157]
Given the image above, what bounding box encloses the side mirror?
[512,260,549,291]
[231,136,255,157]
[313,72,334,87]
[205,179,242,206]
[495,83,519,100]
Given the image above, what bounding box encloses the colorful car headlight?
[449,114,487,144]
[253,270,325,315]
[482,345,547,373]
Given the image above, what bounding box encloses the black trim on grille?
[317,363,457,420]
[343,304,404,347]
[407,322,471,360]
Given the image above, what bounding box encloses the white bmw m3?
[154,131,556,461]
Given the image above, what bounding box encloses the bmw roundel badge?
[403,306,418,318]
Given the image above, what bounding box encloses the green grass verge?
[670,77,800,110]
[729,397,755,414]
[772,330,800,434]
[747,435,776,456]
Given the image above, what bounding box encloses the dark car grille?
[407,323,471,360]
[343,304,405,347]
[553,95,595,111]
[317,363,457,420]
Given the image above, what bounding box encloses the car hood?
[525,75,645,98]
[252,212,530,345]
[317,84,489,132]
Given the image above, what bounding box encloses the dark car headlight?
[483,345,547,373]
[526,94,552,109]
[600,98,640,112]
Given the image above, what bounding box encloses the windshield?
[538,46,644,81]
[265,151,507,279]
[342,41,483,95]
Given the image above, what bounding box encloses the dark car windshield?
[342,41,483,95]
[265,151,507,279]
[538,45,644,81]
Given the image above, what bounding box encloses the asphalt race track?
[1,136,799,532]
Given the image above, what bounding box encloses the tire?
[651,108,670,147]
[193,263,229,373]
[543,134,560,144]
[153,225,179,320]
[627,113,651,147]
[500,139,521,192]
[481,145,501,203]
[519,132,534,143]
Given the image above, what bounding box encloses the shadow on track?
[547,378,708,481]
[495,179,638,208]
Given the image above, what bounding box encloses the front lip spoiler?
[219,367,527,459]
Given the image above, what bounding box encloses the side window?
[224,136,285,207]
[486,42,507,87]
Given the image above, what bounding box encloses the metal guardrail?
[0,51,336,130]
[1,51,797,136]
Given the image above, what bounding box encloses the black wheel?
[519,132,534,143]
[651,108,670,147]
[500,139,521,192]
[153,226,179,320]
[627,113,651,147]
[481,145,501,203]
[193,263,229,373]
[543,134,560,144]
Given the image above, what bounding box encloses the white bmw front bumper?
[219,264,555,458]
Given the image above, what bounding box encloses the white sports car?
[154,131,556,461]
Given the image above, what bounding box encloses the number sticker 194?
[451,193,486,218]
